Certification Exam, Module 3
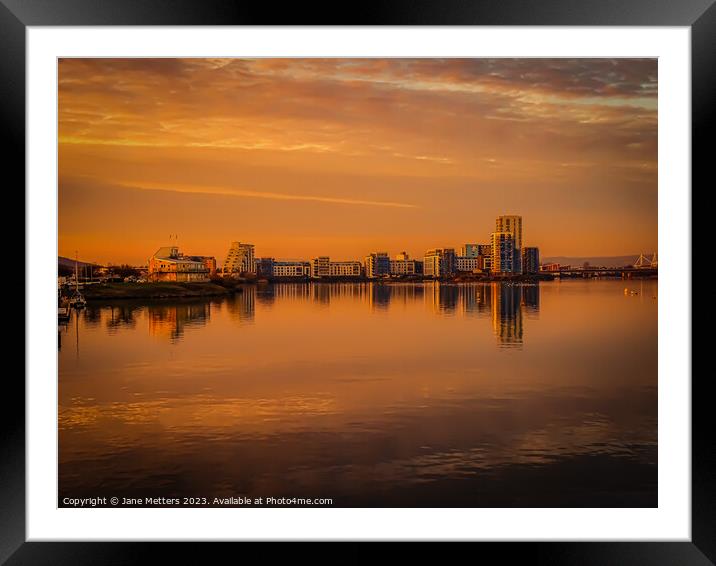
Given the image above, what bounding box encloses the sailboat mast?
[75,251,79,292]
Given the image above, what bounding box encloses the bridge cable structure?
[634,253,658,269]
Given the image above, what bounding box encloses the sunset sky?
[58,58,657,266]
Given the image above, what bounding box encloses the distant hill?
[542,254,655,268]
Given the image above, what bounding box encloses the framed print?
[7,0,709,561]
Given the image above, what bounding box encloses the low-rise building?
[455,256,483,273]
[148,246,210,282]
[310,256,362,278]
[273,260,311,278]
[329,261,362,277]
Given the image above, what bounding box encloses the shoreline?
[69,282,234,300]
[64,272,658,301]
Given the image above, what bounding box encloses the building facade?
[310,257,362,278]
[329,261,362,277]
[311,256,331,278]
[522,247,540,274]
[273,260,311,277]
[496,215,523,273]
[388,252,421,276]
[364,252,390,278]
[455,256,483,273]
[222,242,255,275]
[255,257,275,278]
[390,258,421,276]
[423,248,456,278]
[461,243,480,257]
[462,244,492,270]
[491,232,517,275]
[148,246,210,282]
[187,255,217,276]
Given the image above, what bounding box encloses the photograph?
[57,57,658,509]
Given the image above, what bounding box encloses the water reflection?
[225,290,255,324]
[58,280,657,507]
[80,283,543,348]
[148,302,211,342]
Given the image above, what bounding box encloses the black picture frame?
[6,0,707,561]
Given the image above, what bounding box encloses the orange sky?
[58,58,657,266]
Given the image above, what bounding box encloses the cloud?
[116,180,418,209]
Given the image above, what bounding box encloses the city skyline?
[59,58,657,265]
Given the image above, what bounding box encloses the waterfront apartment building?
[424,248,456,278]
[522,247,540,274]
[311,257,362,278]
[311,256,331,278]
[491,232,517,275]
[273,260,311,278]
[222,242,255,275]
[330,261,362,277]
[496,215,523,273]
[148,246,210,282]
[455,256,483,273]
[390,252,422,276]
[364,252,391,278]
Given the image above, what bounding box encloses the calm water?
[58,279,657,507]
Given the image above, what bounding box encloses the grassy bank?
[79,282,234,300]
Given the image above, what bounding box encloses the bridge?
[545,253,658,278]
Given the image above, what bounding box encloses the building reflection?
[225,287,256,324]
[491,283,524,347]
[368,283,391,310]
[148,302,211,342]
[521,284,540,318]
[104,304,140,333]
[77,282,540,347]
[200,282,539,347]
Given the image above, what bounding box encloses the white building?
[148,246,210,282]
[222,242,255,275]
[273,261,311,277]
[311,256,331,278]
[329,261,362,277]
